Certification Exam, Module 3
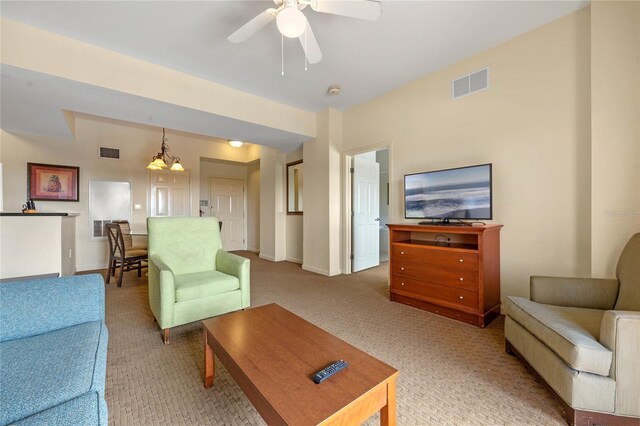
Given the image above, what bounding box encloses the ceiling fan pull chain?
[281,33,285,76]
[304,27,308,71]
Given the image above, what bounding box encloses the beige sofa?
[505,233,639,426]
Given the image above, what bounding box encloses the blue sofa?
[0,275,108,425]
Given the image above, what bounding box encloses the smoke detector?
[327,85,341,95]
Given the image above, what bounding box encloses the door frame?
[209,176,247,251]
[342,140,393,275]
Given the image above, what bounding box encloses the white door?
[210,178,245,251]
[352,153,380,272]
[148,170,191,217]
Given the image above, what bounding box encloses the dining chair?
[105,222,148,287]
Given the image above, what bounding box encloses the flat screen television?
[404,163,492,223]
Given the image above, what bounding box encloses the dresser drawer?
[392,245,478,271]
[392,263,478,290]
[392,276,479,310]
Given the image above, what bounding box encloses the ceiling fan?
[228,0,382,64]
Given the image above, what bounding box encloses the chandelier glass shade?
[276,4,306,38]
[147,128,184,171]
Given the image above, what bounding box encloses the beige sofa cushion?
[506,296,612,376]
[614,233,640,311]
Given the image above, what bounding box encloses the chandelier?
[147,128,184,171]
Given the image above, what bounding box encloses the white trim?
[259,253,276,262]
[286,256,303,264]
[247,247,260,254]
[301,264,331,276]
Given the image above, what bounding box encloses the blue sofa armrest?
[0,274,105,342]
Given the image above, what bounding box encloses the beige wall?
[285,148,303,263]
[1,18,316,138]
[246,160,260,253]
[0,115,254,270]
[258,146,286,262]
[303,109,343,276]
[343,9,592,299]
[590,1,640,277]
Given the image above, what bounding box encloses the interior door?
[148,170,191,217]
[352,153,380,272]
[210,178,245,251]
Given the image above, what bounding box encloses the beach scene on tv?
[405,165,492,219]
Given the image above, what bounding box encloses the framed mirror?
[287,160,303,215]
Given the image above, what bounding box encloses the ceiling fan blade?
[310,0,381,21]
[299,21,323,64]
[228,8,277,43]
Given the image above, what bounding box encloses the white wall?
[343,9,592,299]
[590,1,640,277]
[0,114,256,270]
[286,148,303,263]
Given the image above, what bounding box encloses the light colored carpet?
[99,252,565,425]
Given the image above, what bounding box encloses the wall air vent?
[99,147,120,159]
[452,67,489,99]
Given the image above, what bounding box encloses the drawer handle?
[459,277,464,281]
[400,251,405,255]
[401,267,405,271]
[459,296,464,300]
[459,259,464,263]
[401,282,405,286]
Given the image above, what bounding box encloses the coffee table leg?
[380,376,397,426]
[204,329,215,388]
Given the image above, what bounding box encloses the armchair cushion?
[505,296,612,376]
[175,271,240,302]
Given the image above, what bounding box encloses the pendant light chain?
[304,27,308,71]
[281,33,284,76]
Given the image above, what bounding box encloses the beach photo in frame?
[27,163,80,201]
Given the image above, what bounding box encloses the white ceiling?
[0,1,589,149]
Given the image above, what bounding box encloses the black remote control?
[312,360,348,384]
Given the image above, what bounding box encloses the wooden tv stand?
[387,223,503,327]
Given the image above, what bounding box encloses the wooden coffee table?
[203,303,399,425]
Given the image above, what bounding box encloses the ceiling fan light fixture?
[229,140,244,148]
[276,4,307,38]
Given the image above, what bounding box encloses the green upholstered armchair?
[147,217,250,344]
[505,233,639,426]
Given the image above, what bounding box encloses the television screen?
[404,164,492,220]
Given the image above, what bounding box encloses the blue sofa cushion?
[0,275,105,342]
[9,392,106,426]
[0,321,108,425]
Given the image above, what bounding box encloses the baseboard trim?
[259,253,276,262]
[301,264,331,276]
[286,257,303,264]
[247,247,260,254]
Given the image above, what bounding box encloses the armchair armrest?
[530,276,619,309]
[216,250,250,308]
[599,310,640,416]
[148,254,176,328]
[0,274,105,342]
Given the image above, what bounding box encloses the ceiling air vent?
[452,67,489,99]
[99,147,120,159]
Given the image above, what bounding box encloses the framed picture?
[27,163,80,201]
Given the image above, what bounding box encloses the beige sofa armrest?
[599,310,640,416]
[530,276,619,309]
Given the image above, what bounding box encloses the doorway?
[209,177,245,251]
[351,148,389,272]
